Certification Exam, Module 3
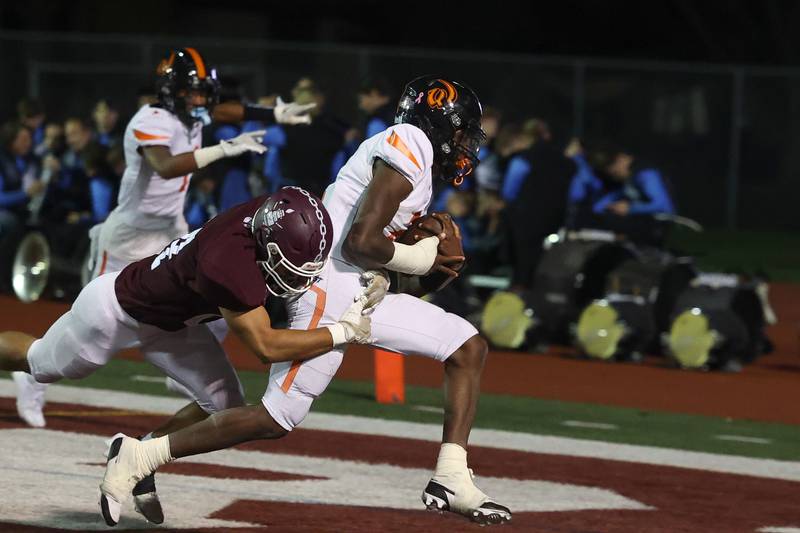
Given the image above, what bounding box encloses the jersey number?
[150,228,201,270]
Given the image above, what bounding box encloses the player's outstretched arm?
[221,300,371,364]
[212,99,315,125]
[141,131,266,179]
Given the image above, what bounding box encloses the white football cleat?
[422,469,512,525]
[100,433,148,527]
[12,371,46,428]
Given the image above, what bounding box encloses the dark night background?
[2,0,800,65]
[2,0,800,230]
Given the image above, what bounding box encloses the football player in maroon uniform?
[0,186,371,526]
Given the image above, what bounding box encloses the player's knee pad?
[27,339,103,383]
[261,386,315,432]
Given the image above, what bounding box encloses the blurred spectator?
[0,121,45,235]
[474,107,503,192]
[106,144,126,179]
[82,143,117,223]
[205,122,253,211]
[357,77,394,138]
[40,118,96,236]
[280,77,351,196]
[91,99,122,147]
[502,119,576,289]
[251,94,287,193]
[36,123,65,160]
[17,98,46,152]
[184,174,218,229]
[567,140,675,244]
[568,140,675,221]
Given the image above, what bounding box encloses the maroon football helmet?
[248,186,332,298]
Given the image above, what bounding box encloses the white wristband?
[384,236,439,275]
[193,144,226,169]
[325,323,348,346]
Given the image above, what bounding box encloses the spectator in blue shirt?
[501,119,576,289]
[569,141,675,218]
[82,143,117,223]
[0,122,45,228]
[91,99,122,148]
[40,118,95,229]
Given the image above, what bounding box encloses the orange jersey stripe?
[281,285,327,393]
[387,131,421,170]
[183,47,207,79]
[133,129,170,141]
[97,251,108,276]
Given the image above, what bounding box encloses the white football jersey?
[324,123,434,262]
[115,104,203,229]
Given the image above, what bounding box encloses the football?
[396,212,465,292]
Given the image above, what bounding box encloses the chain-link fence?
[1,30,798,231]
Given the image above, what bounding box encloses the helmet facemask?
[438,121,486,185]
[258,242,325,298]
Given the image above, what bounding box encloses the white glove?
[221,130,267,157]
[274,97,316,125]
[359,270,390,315]
[325,297,373,345]
[194,130,266,168]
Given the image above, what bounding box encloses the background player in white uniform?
[98,77,512,526]
[12,47,316,428]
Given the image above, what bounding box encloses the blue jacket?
[0,152,31,210]
[501,155,531,203]
[568,155,675,215]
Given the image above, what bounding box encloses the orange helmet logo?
[426,79,458,109]
[156,52,175,75]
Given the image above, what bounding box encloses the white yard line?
[130,375,167,383]
[561,420,619,430]
[411,405,444,414]
[2,379,799,482]
[716,435,773,445]
[758,527,800,533]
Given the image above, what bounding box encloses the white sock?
[137,436,174,473]
[140,432,154,441]
[434,442,469,479]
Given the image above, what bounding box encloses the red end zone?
[2,398,799,532]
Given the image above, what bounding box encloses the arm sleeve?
[501,156,531,202]
[130,108,173,148]
[568,155,597,204]
[373,124,433,187]
[628,170,676,215]
[592,190,624,213]
[263,125,287,148]
[0,172,28,208]
[89,178,114,222]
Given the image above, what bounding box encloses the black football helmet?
[155,47,220,127]
[395,76,486,185]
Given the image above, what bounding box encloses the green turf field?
[668,228,800,282]
[5,358,800,462]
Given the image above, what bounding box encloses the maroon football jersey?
[115,196,268,331]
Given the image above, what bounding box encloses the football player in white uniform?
[96,77,511,525]
[11,47,314,523]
